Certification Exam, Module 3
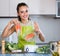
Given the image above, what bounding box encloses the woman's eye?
[21,11,24,13]
[26,10,28,12]
[20,10,28,13]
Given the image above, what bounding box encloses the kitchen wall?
[0,15,60,44]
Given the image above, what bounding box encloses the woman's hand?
[34,22,45,42]
[1,19,20,38]
[9,19,20,25]
[34,22,40,34]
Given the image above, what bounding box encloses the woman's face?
[17,6,29,21]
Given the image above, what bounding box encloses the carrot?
[15,24,22,32]
[25,33,35,40]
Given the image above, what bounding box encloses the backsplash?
[0,15,60,44]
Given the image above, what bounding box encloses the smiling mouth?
[23,16,27,18]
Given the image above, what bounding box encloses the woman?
[2,3,45,50]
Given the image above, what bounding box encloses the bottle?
[57,41,60,56]
[2,40,5,54]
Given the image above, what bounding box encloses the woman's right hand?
[8,19,20,25]
[1,19,20,38]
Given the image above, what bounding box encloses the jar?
[57,41,60,56]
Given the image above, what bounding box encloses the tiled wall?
[0,15,60,43]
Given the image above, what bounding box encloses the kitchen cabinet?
[40,0,56,15]
[0,0,56,16]
[9,0,41,16]
[26,0,41,14]
[0,0,9,16]
[10,0,56,15]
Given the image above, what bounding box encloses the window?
[56,1,60,17]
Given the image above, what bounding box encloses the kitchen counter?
[0,53,52,56]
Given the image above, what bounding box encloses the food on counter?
[36,45,50,54]
[5,42,18,53]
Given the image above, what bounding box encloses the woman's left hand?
[34,22,40,34]
[34,22,45,42]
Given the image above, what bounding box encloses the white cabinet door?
[27,0,41,14]
[0,0,9,16]
[40,0,56,15]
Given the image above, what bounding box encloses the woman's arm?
[34,22,45,42]
[1,19,19,38]
[1,21,15,38]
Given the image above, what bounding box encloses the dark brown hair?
[16,2,30,21]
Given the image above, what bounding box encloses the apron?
[15,21,36,50]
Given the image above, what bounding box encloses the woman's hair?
[16,2,30,21]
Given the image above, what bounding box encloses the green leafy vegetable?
[5,41,18,53]
[36,45,50,54]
